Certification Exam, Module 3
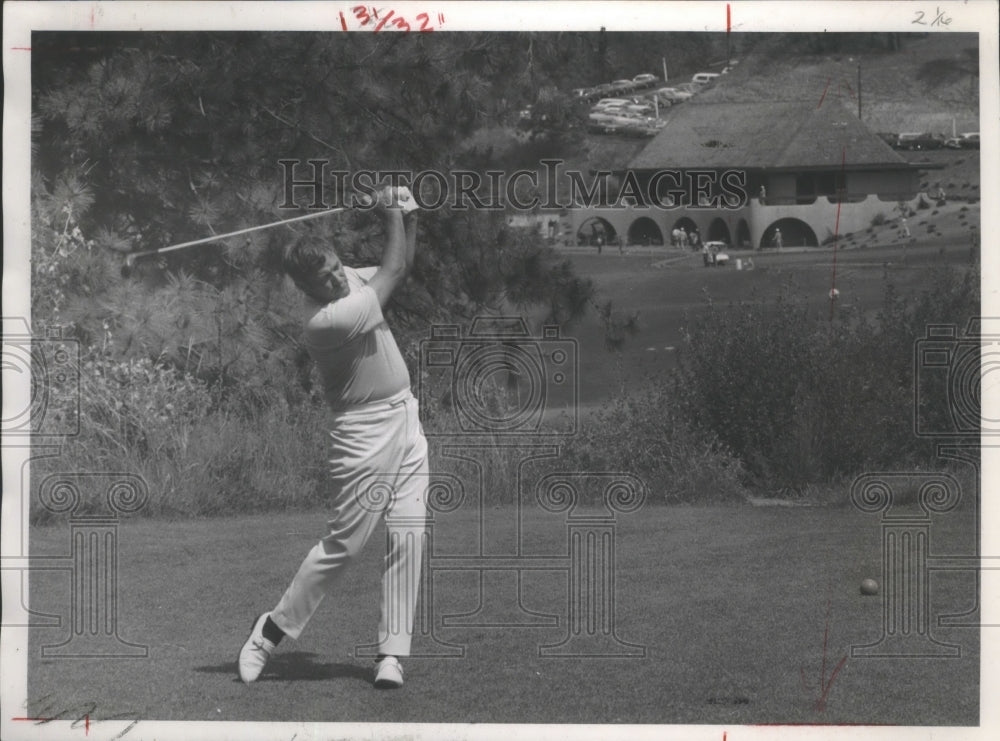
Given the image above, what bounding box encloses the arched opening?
[627,217,663,246]
[669,217,698,248]
[577,217,618,248]
[761,218,819,249]
[706,218,732,245]
[736,219,752,249]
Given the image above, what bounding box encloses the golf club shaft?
[131,207,348,262]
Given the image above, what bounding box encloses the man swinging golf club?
[239,183,425,689]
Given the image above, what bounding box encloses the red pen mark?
[374,9,392,32]
[11,46,32,51]
[352,5,372,26]
[344,6,442,32]
[726,4,731,33]
[799,597,848,711]
[13,715,90,735]
[90,7,95,28]
[817,77,831,108]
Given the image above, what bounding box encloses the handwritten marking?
[13,714,90,735]
[346,6,442,32]
[13,698,141,740]
[799,598,848,711]
[817,78,831,108]
[913,7,952,26]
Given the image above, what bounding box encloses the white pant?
[270,389,428,657]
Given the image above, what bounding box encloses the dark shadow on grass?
[195,652,373,684]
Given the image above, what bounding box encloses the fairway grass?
[27,501,979,726]
[562,238,977,406]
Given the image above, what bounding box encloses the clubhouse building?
[557,99,931,249]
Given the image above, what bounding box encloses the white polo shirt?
[301,266,410,410]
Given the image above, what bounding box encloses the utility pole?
[662,56,668,82]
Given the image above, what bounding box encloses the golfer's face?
[304,253,349,303]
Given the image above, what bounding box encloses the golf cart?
[702,241,729,266]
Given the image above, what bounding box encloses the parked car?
[592,97,631,111]
[622,100,656,116]
[959,132,980,149]
[876,132,898,147]
[675,82,702,95]
[643,93,674,110]
[587,112,612,132]
[610,79,636,94]
[655,86,694,102]
[571,87,596,100]
[944,136,964,149]
[895,132,945,150]
[691,72,721,86]
[596,110,660,134]
[632,73,659,89]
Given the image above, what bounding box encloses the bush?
[670,266,979,493]
[29,343,337,523]
[562,384,748,504]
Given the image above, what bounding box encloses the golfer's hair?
[283,235,335,288]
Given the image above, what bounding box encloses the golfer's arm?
[367,209,408,308]
[402,210,418,271]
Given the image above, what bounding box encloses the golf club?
[120,206,349,277]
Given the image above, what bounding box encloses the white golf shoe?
[373,656,404,689]
[238,613,276,684]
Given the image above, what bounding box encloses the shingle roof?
[627,99,911,171]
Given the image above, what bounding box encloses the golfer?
[239,185,426,689]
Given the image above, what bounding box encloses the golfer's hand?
[376,185,418,213]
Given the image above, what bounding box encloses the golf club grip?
[133,207,348,260]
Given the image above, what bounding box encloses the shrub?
[562,384,748,504]
[670,266,979,492]
[29,343,337,523]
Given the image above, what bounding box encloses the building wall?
[564,168,923,249]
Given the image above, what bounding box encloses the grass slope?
[27,502,978,726]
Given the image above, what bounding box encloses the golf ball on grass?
[860,578,879,596]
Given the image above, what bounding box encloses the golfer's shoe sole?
[373,657,404,689]
[238,612,276,684]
